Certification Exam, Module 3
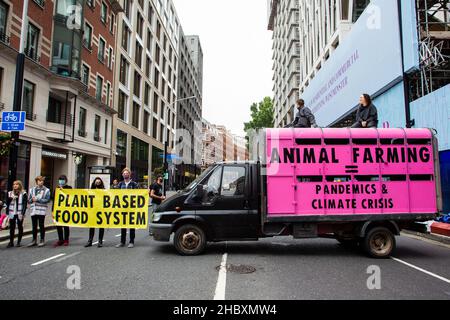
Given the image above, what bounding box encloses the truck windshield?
[183,165,216,192]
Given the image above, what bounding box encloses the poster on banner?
[53,189,149,229]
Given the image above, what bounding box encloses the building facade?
[267,0,300,128]
[292,0,450,212]
[0,0,121,192]
[201,119,248,170]
[173,31,203,188]
[111,0,181,186]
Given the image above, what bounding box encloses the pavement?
[0,228,449,300]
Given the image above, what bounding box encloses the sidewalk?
[0,206,56,242]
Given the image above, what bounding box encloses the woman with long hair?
[351,94,378,129]
[85,177,106,248]
[6,181,27,248]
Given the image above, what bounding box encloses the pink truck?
[150,128,443,258]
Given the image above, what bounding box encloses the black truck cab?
[150,162,261,255]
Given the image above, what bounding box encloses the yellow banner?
[53,189,149,229]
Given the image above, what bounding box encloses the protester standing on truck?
[6,181,27,248]
[116,168,139,248]
[53,175,72,247]
[287,99,318,128]
[351,94,378,128]
[85,177,106,248]
[27,176,51,247]
[149,175,166,222]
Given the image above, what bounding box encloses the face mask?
[58,180,66,186]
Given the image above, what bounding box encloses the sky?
[172,0,273,137]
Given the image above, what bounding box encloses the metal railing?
[0,30,10,45]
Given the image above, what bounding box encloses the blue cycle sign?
[1,111,26,132]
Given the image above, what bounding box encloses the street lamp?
[162,95,196,196]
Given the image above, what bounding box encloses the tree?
[243,97,275,132]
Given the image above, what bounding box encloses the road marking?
[391,257,450,284]
[115,234,122,237]
[31,254,66,266]
[214,253,228,300]
[55,252,80,262]
[0,230,56,245]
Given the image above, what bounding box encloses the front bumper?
[149,223,172,242]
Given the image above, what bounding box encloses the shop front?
[0,137,30,190]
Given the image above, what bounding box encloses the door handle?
[244,200,250,209]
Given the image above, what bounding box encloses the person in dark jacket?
[53,175,73,247]
[287,99,318,128]
[351,94,378,128]
[6,180,27,248]
[115,168,139,248]
[85,177,106,248]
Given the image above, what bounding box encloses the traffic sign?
[1,111,26,132]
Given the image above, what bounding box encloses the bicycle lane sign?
[1,111,26,131]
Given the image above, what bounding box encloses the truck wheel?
[174,224,206,256]
[362,227,396,259]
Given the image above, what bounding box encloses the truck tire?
[362,227,396,259]
[174,224,206,256]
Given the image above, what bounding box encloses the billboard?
[301,0,404,127]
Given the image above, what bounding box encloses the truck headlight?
[152,211,162,222]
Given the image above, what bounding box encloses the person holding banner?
[116,168,139,248]
[53,175,72,247]
[85,177,106,248]
[6,181,27,248]
[27,176,51,247]
[149,176,166,221]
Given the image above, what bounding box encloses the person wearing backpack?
[286,99,318,128]
[6,180,27,248]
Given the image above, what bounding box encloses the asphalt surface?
[0,228,449,300]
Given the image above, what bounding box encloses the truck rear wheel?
[363,227,396,259]
[174,224,206,256]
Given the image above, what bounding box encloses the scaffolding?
[410,0,450,101]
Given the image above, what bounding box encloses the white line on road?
[214,253,228,300]
[115,234,122,237]
[55,252,80,263]
[31,254,66,266]
[391,257,450,284]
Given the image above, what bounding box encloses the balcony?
[24,47,41,63]
[0,30,10,45]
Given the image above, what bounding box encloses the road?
[0,228,449,300]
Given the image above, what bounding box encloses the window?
[94,115,101,142]
[25,23,39,61]
[104,119,109,144]
[221,166,246,196]
[133,71,141,97]
[106,47,112,69]
[83,23,92,49]
[109,13,115,34]
[121,24,130,52]
[148,5,153,26]
[154,44,160,64]
[152,118,158,139]
[156,21,161,40]
[202,166,223,202]
[132,101,140,128]
[145,56,151,78]
[119,55,129,85]
[98,37,105,62]
[118,90,127,121]
[78,107,87,137]
[47,96,64,124]
[106,82,111,107]
[86,0,94,8]
[153,68,159,89]
[117,130,127,158]
[100,2,108,24]
[124,0,131,19]
[138,0,143,9]
[146,29,152,52]
[0,1,8,42]
[22,80,35,120]
[135,41,142,67]
[144,83,150,106]
[153,92,159,114]
[136,12,143,38]
[96,76,103,101]
[143,111,150,134]
[81,64,89,86]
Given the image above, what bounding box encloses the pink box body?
[266,128,438,217]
